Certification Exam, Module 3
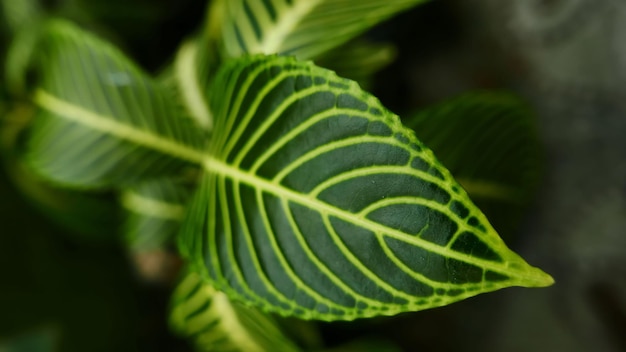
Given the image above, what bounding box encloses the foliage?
[0,0,553,350]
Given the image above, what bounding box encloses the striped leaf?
[170,271,300,352]
[208,0,429,60]
[178,55,553,321]
[27,20,206,188]
[121,178,193,251]
[405,92,542,238]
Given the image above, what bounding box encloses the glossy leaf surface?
[27,20,206,188]
[208,0,429,60]
[179,55,553,321]
[170,271,300,352]
[405,92,542,237]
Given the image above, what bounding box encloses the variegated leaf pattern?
[170,271,300,352]
[27,20,206,188]
[178,55,553,321]
[208,0,429,60]
[121,178,193,251]
[405,92,542,237]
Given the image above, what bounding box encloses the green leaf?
[121,178,193,251]
[178,55,553,322]
[4,22,43,96]
[27,20,206,188]
[170,271,301,352]
[171,40,215,131]
[404,92,542,237]
[315,39,397,90]
[0,0,42,33]
[208,0,429,60]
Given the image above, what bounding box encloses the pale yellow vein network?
[35,89,553,287]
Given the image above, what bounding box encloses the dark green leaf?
[178,55,553,321]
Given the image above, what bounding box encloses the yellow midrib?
[203,156,550,286]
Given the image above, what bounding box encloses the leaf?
[1,104,121,243]
[315,39,397,90]
[207,0,429,60]
[4,21,43,96]
[404,92,542,237]
[121,178,193,251]
[0,0,42,33]
[170,271,301,352]
[178,55,553,322]
[172,40,214,131]
[27,20,207,188]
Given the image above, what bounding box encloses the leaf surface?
[208,0,429,60]
[170,271,300,352]
[27,20,206,188]
[179,55,553,321]
[122,178,193,251]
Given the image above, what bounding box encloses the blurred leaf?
[170,271,301,352]
[27,20,206,188]
[0,0,42,33]
[4,23,42,96]
[121,178,193,251]
[207,0,429,60]
[315,39,397,90]
[171,40,214,131]
[404,92,543,237]
[1,103,120,243]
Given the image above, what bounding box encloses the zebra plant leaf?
[27,20,206,188]
[178,55,553,321]
[121,178,193,251]
[208,0,429,60]
[170,271,300,352]
[405,92,542,238]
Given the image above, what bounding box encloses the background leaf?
[315,39,397,91]
[179,55,553,322]
[122,178,193,251]
[27,20,206,188]
[207,0,429,60]
[404,92,542,238]
[170,271,301,352]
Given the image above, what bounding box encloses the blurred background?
[1,0,625,351]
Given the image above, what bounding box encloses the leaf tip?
[518,266,555,288]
